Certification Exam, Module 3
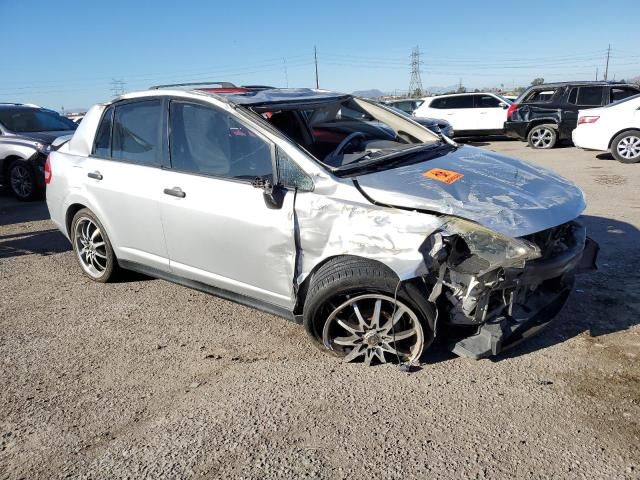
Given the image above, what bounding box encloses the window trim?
[90,97,169,169]
[166,98,278,186]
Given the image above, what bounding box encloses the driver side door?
[158,100,297,309]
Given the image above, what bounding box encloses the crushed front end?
[422,218,599,359]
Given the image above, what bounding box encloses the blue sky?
[1,0,639,111]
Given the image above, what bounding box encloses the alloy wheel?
[322,294,424,366]
[617,135,640,160]
[10,164,33,199]
[73,217,108,278]
[531,127,554,148]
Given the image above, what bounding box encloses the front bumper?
[447,223,599,359]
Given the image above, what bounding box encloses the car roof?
[527,81,637,89]
[116,87,351,109]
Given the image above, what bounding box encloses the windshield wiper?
[333,142,455,176]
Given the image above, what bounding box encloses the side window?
[112,100,162,166]
[276,148,313,191]
[429,98,444,109]
[475,95,501,108]
[169,101,273,180]
[567,88,578,104]
[576,87,604,106]
[444,95,474,109]
[524,89,558,103]
[611,87,638,102]
[93,106,114,157]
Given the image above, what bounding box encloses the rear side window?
[475,95,501,108]
[610,87,639,102]
[169,101,273,180]
[567,86,604,106]
[430,96,473,109]
[111,100,163,166]
[523,89,558,103]
[93,107,113,157]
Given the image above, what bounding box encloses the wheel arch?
[1,155,24,178]
[526,119,559,135]
[295,254,435,333]
[65,203,89,236]
[608,127,640,149]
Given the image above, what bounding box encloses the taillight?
[507,103,518,120]
[578,116,600,125]
[44,155,52,184]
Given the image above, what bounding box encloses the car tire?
[527,124,558,149]
[8,160,40,201]
[302,256,435,365]
[70,208,118,283]
[611,130,640,163]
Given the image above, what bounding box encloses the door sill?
[118,259,298,323]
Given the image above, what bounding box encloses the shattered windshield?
[255,97,440,173]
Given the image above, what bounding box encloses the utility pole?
[314,46,319,89]
[604,44,611,81]
[283,58,289,88]
[408,46,424,98]
[110,78,126,97]
[595,67,598,81]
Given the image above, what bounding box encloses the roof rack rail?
[149,81,237,90]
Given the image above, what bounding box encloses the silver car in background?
[46,85,597,365]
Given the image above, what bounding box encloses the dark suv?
[0,103,77,200]
[505,82,640,149]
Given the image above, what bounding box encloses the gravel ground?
[1,140,639,479]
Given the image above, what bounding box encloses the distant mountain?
[352,89,385,98]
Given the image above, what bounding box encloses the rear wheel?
[71,208,118,282]
[611,130,640,163]
[527,124,557,149]
[303,257,434,365]
[8,160,39,201]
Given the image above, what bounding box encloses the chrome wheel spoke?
[386,328,417,342]
[352,303,368,329]
[337,318,362,334]
[381,307,406,332]
[370,299,382,328]
[343,344,366,363]
[334,335,361,346]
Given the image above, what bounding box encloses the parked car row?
[384,81,640,163]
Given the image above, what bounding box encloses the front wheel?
[611,130,640,163]
[527,124,557,149]
[303,257,434,366]
[8,160,40,201]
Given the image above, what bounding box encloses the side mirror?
[500,103,509,109]
[252,176,286,209]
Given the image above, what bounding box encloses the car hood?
[8,130,76,144]
[353,145,586,237]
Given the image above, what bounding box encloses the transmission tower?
[110,78,126,97]
[408,46,424,98]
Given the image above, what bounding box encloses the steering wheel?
[325,132,366,165]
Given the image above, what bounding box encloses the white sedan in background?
[572,93,640,163]
[413,92,511,137]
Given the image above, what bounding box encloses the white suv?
[413,93,511,136]
[45,86,596,364]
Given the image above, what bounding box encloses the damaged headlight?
[34,142,52,155]
[440,217,541,274]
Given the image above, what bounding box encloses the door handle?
[88,171,103,180]
[164,187,186,198]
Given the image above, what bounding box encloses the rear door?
[83,99,171,271]
[158,99,297,309]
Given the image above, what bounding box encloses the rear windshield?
[523,88,558,103]
[0,108,77,132]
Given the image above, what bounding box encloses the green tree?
[531,77,545,86]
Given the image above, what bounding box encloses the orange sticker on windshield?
[423,168,464,184]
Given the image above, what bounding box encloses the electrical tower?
[408,46,424,98]
[110,79,126,97]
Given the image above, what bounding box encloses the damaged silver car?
[46,84,598,365]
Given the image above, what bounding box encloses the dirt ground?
[1,140,639,479]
